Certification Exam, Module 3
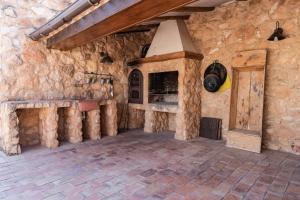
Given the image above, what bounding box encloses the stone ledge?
[226,129,262,153]
[148,103,178,114]
[129,103,178,113]
[0,100,74,109]
[128,103,144,110]
[0,99,114,109]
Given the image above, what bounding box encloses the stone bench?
[0,99,117,155]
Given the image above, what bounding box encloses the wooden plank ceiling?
[47,0,233,50]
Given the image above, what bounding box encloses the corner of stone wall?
[0,104,21,155]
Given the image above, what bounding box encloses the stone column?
[175,59,202,140]
[0,104,21,155]
[144,110,168,133]
[154,111,168,132]
[103,100,118,136]
[128,107,145,129]
[85,110,101,140]
[144,110,155,133]
[39,106,59,148]
[64,103,83,143]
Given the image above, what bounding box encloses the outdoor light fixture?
[100,52,113,64]
[268,21,286,41]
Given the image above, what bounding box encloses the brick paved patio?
[0,130,299,200]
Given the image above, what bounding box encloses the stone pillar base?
[39,107,59,148]
[0,104,21,155]
[102,100,118,136]
[84,110,101,140]
[64,103,83,143]
[144,110,168,133]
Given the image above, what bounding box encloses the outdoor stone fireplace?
[128,20,203,140]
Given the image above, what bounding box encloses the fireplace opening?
[148,71,178,105]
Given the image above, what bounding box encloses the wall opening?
[57,108,67,143]
[128,69,143,104]
[148,71,178,105]
[17,109,41,147]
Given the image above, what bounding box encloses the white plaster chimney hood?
[146,20,199,57]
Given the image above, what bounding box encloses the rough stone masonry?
[0,0,299,155]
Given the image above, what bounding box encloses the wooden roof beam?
[152,15,190,21]
[115,24,159,34]
[175,6,215,12]
[47,0,198,50]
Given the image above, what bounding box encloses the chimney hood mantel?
[146,20,199,58]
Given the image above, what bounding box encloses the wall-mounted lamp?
[268,21,286,41]
[100,52,113,64]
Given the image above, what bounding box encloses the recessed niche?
[17,109,41,147]
[227,49,267,153]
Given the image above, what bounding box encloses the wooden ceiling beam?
[115,24,159,34]
[152,15,190,21]
[175,6,215,12]
[47,0,198,50]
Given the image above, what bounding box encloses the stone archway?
[128,69,143,104]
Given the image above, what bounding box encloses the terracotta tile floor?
[0,130,300,200]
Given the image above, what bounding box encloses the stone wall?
[1,0,153,102]
[187,0,300,154]
[144,110,169,133]
[0,0,153,145]
[128,107,145,129]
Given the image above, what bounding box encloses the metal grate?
[200,117,222,140]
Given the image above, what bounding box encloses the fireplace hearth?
[127,20,203,140]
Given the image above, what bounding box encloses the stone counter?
[128,103,178,113]
[0,99,74,109]
[0,99,118,155]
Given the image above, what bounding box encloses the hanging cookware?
[141,44,151,58]
[204,60,227,93]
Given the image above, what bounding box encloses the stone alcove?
[128,69,143,104]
